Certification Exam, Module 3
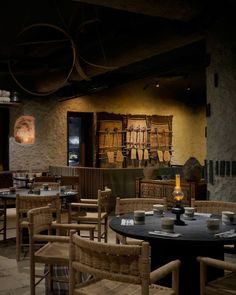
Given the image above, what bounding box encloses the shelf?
[0,102,21,108]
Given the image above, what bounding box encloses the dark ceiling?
[0,0,234,102]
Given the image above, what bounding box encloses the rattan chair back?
[60,175,79,190]
[115,197,167,216]
[32,181,60,190]
[15,194,61,261]
[34,176,56,182]
[115,197,167,245]
[28,205,95,295]
[69,232,181,295]
[191,199,236,214]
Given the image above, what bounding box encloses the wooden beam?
[74,0,203,21]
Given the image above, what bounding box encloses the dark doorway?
[67,112,94,167]
[0,108,9,171]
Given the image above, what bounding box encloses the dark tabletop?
[0,189,78,200]
[110,212,236,245]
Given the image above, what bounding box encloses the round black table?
[110,212,236,295]
[0,188,78,200]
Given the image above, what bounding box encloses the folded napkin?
[121,219,134,226]
[64,191,76,195]
[215,229,236,238]
[194,212,212,218]
[148,231,182,238]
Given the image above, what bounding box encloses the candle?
[175,174,181,189]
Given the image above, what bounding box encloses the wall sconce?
[14,115,35,144]
[155,81,160,88]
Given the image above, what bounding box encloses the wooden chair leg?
[48,264,53,291]
[104,217,108,243]
[0,200,7,241]
[16,226,21,261]
[98,222,101,242]
[30,242,35,295]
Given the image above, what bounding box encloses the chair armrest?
[34,234,70,243]
[197,256,236,272]
[70,202,98,209]
[80,198,98,204]
[150,259,181,283]
[51,223,96,231]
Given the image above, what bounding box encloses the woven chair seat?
[206,273,236,295]
[75,278,175,295]
[35,242,69,265]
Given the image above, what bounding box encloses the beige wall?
[9,78,206,171]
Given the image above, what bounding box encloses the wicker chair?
[115,197,167,244]
[191,199,236,254]
[60,175,79,191]
[34,176,56,182]
[68,187,112,242]
[191,199,236,215]
[32,181,60,190]
[60,175,80,205]
[16,194,61,261]
[0,205,6,240]
[69,232,181,295]
[198,256,236,295]
[28,205,95,295]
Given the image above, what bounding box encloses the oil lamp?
[171,174,185,225]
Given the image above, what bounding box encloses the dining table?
[109,211,236,295]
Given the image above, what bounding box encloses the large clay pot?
[182,157,202,182]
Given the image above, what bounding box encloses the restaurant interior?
[0,0,236,294]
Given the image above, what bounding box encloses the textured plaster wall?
[9,78,206,171]
[206,16,236,201]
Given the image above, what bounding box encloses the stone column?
[206,13,236,201]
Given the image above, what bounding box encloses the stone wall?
[206,15,236,201]
[9,78,206,171]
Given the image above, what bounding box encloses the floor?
[0,209,235,295]
[0,208,117,295]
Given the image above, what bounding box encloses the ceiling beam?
[71,30,204,80]
[74,0,204,21]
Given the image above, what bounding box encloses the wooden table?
[110,212,236,295]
